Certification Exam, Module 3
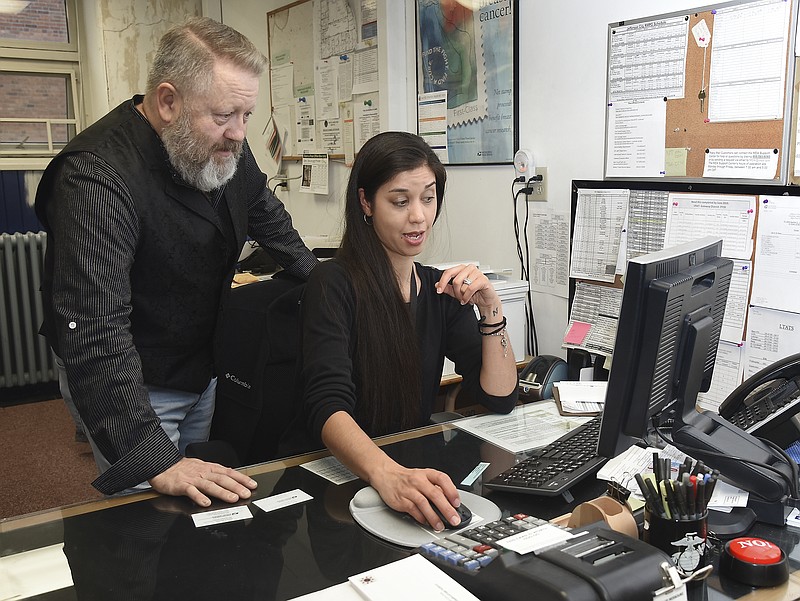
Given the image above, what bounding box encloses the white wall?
[83,0,711,357]
[513,1,705,356]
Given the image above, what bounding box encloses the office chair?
[211,272,305,466]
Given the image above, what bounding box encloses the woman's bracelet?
[482,326,509,357]
[478,315,507,332]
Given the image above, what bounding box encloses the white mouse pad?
[349,487,502,548]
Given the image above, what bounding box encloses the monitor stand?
[707,507,756,539]
[707,497,788,538]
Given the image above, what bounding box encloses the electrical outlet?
[277,173,289,192]
[527,167,547,201]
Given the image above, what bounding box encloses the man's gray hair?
[146,17,267,99]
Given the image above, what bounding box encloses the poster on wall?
[415,0,518,165]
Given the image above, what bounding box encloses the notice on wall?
[702,148,779,179]
[529,209,570,298]
[605,99,667,178]
[751,195,800,313]
[300,153,329,195]
[745,306,800,379]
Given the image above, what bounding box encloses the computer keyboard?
[484,415,607,498]
[418,513,563,573]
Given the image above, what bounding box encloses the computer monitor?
[596,236,796,510]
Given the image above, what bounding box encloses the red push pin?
[719,537,789,587]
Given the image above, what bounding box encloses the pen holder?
[643,508,709,577]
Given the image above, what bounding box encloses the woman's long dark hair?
[337,131,446,435]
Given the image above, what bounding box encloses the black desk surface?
[2,422,799,600]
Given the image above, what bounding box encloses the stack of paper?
[552,381,607,415]
[289,554,479,600]
[348,554,478,600]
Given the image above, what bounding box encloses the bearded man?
[35,17,317,504]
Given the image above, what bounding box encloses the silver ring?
[463,277,473,286]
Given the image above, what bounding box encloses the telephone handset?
[718,352,800,448]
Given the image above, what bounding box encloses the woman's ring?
[463,277,473,286]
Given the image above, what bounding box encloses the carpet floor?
[0,398,102,520]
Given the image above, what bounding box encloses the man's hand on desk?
[148,457,258,507]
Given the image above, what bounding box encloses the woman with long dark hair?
[299,131,518,530]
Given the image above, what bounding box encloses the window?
[0,0,80,167]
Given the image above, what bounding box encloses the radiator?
[0,232,55,389]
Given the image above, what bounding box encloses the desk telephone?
[718,352,800,449]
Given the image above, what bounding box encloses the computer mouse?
[431,500,472,530]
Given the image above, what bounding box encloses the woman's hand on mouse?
[371,463,461,531]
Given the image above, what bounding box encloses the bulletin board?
[267,0,380,162]
[567,178,800,411]
[604,0,798,184]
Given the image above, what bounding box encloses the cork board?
[607,1,796,183]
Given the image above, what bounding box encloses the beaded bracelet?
[483,326,509,357]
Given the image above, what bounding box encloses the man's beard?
[161,109,242,192]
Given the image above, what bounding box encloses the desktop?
[596,236,797,528]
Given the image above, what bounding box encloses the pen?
[660,482,671,519]
[696,477,706,517]
[705,470,719,506]
[653,452,661,482]
[644,476,665,517]
[635,472,658,514]
[664,479,679,519]
[673,480,689,519]
[685,474,696,518]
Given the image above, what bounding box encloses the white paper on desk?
[348,554,480,601]
[597,444,690,494]
[191,505,253,528]
[288,581,363,600]
[0,543,73,600]
[752,196,800,313]
[454,400,592,454]
[553,381,606,414]
[497,523,575,555]
[596,445,749,509]
[301,455,358,485]
[664,193,755,260]
[707,480,749,509]
[253,489,313,513]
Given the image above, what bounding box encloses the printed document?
[708,0,791,122]
[605,99,667,178]
[751,196,800,313]
[563,282,623,357]
[570,188,629,282]
[746,306,800,379]
[454,400,592,454]
[721,260,752,344]
[664,193,755,260]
